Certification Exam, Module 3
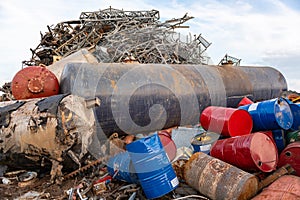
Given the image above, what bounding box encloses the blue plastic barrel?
[239,98,293,132]
[106,151,139,184]
[287,101,300,131]
[126,133,179,199]
[272,129,286,153]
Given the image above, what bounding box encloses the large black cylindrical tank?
[60,63,287,136]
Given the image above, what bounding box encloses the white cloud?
[0,0,299,92]
[287,79,300,92]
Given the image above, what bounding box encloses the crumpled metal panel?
[0,95,96,182]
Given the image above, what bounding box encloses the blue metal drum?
[272,129,286,153]
[287,101,300,131]
[126,133,179,199]
[191,131,220,154]
[239,98,293,132]
[106,151,139,183]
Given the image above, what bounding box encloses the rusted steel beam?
[23,7,201,66]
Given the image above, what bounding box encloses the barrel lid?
[250,132,278,172]
[191,131,220,146]
[274,98,293,130]
[228,109,253,136]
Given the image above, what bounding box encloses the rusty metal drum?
[252,175,300,199]
[184,152,259,200]
[278,141,300,176]
[11,66,59,100]
[210,132,278,172]
[200,106,253,137]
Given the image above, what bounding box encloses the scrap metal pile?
[23,7,211,67]
[1,6,300,200]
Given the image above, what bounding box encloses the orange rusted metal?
[61,63,287,137]
[184,152,259,200]
[253,175,300,199]
[11,66,59,100]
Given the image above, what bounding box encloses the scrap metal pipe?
[0,94,98,181]
[60,63,287,136]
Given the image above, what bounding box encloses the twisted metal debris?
[23,7,211,66]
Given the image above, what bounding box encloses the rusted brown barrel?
[184,152,259,200]
[252,175,300,199]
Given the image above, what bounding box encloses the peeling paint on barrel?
[184,152,258,200]
[252,175,300,200]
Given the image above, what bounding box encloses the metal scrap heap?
[23,7,211,66]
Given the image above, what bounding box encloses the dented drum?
[107,151,139,183]
[126,133,179,199]
[184,152,259,200]
[210,132,278,172]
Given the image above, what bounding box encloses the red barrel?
[278,141,300,176]
[252,175,300,199]
[238,96,254,107]
[210,132,278,172]
[12,66,59,100]
[158,131,177,161]
[200,106,253,137]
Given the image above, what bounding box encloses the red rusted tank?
[200,106,253,137]
[278,141,300,176]
[11,66,59,100]
[252,175,300,199]
[210,132,278,172]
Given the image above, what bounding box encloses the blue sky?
[0,0,300,91]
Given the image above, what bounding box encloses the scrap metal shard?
[0,94,98,182]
